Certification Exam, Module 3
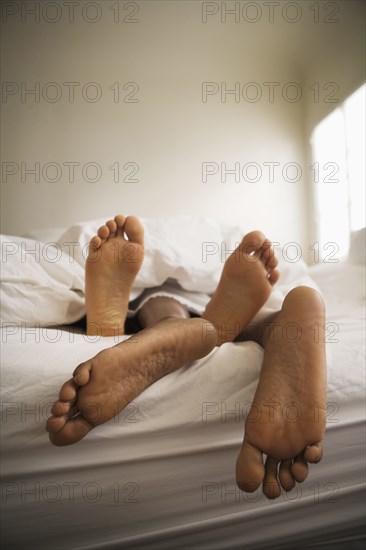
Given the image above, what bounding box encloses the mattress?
[1,221,365,549]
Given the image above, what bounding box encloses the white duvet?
[1,215,318,325]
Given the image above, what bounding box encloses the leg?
[46,317,217,445]
[48,239,215,447]
[138,297,189,328]
[236,286,327,498]
[203,231,279,345]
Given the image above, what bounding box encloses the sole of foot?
[85,214,144,337]
[235,286,327,499]
[46,317,218,446]
[203,230,280,345]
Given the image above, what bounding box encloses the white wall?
[1,0,365,258]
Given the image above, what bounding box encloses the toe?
[106,219,117,237]
[46,414,68,433]
[73,361,92,386]
[291,453,309,482]
[257,240,279,284]
[59,378,78,401]
[266,253,278,271]
[279,459,296,491]
[260,242,275,264]
[263,456,281,499]
[51,400,73,416]
[124,216,144,245]
[97,225,110,241]
[268,268,280,286]
[304,442,323,463]
[87,236,103,263]
[89,235,102,251]
[48,415,94,446]
[240,231,266,258]
[114,214,126,235]
[236,438,265,492]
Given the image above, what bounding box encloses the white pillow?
[1,235,85,326]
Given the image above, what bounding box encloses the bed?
[1,218,365,549]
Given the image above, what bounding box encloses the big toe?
[236,438,265,492]
[46,414,68,433]
[48,415,94,446]
[124,216,144,245]
[240,231,266,257]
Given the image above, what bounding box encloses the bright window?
[311,84,365,260]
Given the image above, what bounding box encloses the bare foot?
[85,215,144,336]
[236,286,327,499]
[46,317,217,445]
[203,231,279,345]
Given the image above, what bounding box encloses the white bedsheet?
[1,260,365,549]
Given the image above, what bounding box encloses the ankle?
[138,297,189,328]
[86,321,125,337]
